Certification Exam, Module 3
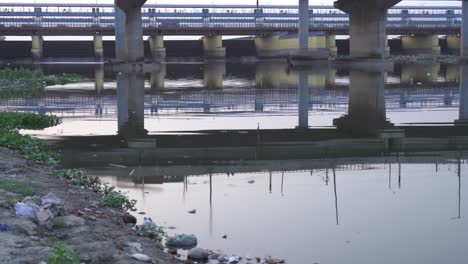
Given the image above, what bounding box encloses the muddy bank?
[0,147,181,264]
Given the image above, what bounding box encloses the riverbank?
[0,146,182,264]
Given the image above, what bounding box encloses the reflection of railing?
[0,4,464,34]
[0,86,460,117]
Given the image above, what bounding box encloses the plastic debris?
[188,209,196,214]
[143,217,157,228]
[0,224,9,231]
[130,253,152,262]
[15,202,36,219]
[228,256,241,263]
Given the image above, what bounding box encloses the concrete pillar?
[446,35,461,55]
[203,35,226,59]
[117,72,129,130]
[114,6,126,61]
[326,35,338,57]
[446,64,460,82]
[334,0,401,59]
[298,71,309,129]
[204,62,226,89]
[255,62,284,88]
[401,35,441,55]
[462,0,468,57]
[94,34,104,61]
[115,0,146,63]
[148,34,166,61]
[255,34,282,58]
[31,35,43,62]
[459,65,468,122]
[298,0,309,51]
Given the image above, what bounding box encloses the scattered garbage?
[129,253,152,262]
[15,202,36,219]
[143,217,157,228]
[165,234,198,248]
[15,192,65,227]
[222,234,227,239]
[188,209,196,214]
[0,224,9,231]
[126,242,143,254]
[228,256,241,263]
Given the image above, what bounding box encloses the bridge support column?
[150,64,166,90]
[462,0,468,57]
[326,35,338,57]
[255,35,283,58]
[401,35,440,55]
[458,65,468,122]
[94,34,104,61]
[203,35,226,59]
[148,34,166,61]
[115,0,146,63]
[446,35,460,55]
[334,0,400,59]
[114,6,126,61]
[31,35,43,62]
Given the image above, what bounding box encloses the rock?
[36,209,54,226]
[40,193,63,209]
[167,248,178,255]
[126,242,143,254]
[30,235,40,241]
[187,248,209,260]
[165,234,198,248]
[130,253,152,262]
[122,213,137,225]
[13,219,37,236]
[217,254,229,262]
[53,215,85,228]
[187,209,196,214]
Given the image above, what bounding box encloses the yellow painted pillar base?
[148,34,166,61]
[401,35,441,55]
[446,35,461,55]
[94,34,104,61]
[203,35,225,59]
[31,35,43,62]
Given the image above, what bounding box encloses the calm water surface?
[2,61,468,264]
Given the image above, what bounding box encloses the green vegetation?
[47,243,80,264]
[0,68,82,98]
[0,112,61,165]
[53,169,101,190]
[136,226,167,242]
[0,179,34,197]
[102,184,137,211]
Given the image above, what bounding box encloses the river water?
[2,61,468,264]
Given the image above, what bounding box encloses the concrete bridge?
[1,1,467,60]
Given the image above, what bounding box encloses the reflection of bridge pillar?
[255,62,286,88]
[94,65,104,95]
[326,35,338,57]
[334,0,400,59]
[458,65,468,122]
[446,64,460,82]
[150,64,166,91]
[326,68,337,87]
[148,34,166,61]
[204,62,226,89]
[94,34,104,61]
[298,71,310,129]
[117,71,147,136]
[401,35,441,55]
[446,36,461,55]
[31,35,43,62]
[462,0,468,57]
[334,70,391,135]
[400,64,439,84]
[203,35,226,59]
[115,0,146,62]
